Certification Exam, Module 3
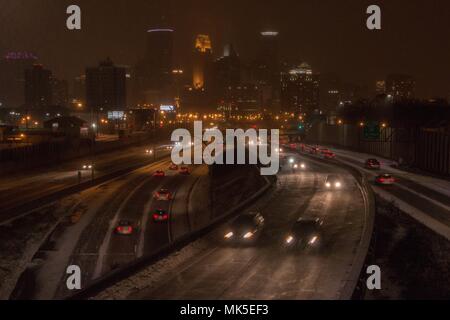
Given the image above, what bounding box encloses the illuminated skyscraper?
[192,34,213,89]
[386,74,415,99]
[281,63,320,114]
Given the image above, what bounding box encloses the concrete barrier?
[67,167,273,300]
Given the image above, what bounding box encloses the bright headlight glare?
[286,236,294,244]
[301,164,306,169]
[309,236,318,245]
[243,232,254,239]
[224,232,234,239]
[326,183,331,188]
[335,182,341,188]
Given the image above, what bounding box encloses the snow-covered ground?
[330,146,450,198]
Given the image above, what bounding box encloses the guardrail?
[67,166,274,300]
[287,144,376,300]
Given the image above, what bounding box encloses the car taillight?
[117,227,123,232]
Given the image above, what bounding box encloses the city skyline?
[1,0,450,98]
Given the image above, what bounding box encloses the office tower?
[281,62,320,114]
[192,34,213,89]
[386,74,415,99]
[24,64,52,109]
[86,58,127,112]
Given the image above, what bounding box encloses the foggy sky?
[1,0,450,98]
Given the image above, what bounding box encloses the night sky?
[1,0,450,97]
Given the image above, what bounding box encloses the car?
[285,217,324,249]
[154,189,173,201]
[115,220,134,236]
[153,170,165,177]
[375,173,396,185]
[169,164,179,171]
[153,209,169,222]
[365,158,381,170]
[309,147,320,154]
[224,212,265,243]
[323,151,336,159]
[179,166,190,175]
[325,174,343,189]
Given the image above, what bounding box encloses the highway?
[125,153,366,300]
[10,158,209,300]
[0,142,172,224]
[301,145,450,239]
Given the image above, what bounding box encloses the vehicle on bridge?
[153,170,166,178]
[325,175,343,189]
[224,212,265,244]
[285,217,323,249]
[375,173,396,185]
[365,158,381,170]
[153,209,169,222]
[114,220,135,236]
[154,189,173,201]
[169,164,179,171]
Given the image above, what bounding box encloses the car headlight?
[326,182,331,188]
[309,236,319,245]
[243,232,254,239]
[293,164,298,169]
[286,235,294,244]
[301,164,306,169]
[335,182,341,188]
[224,232,234,239]
[289,158,294,164]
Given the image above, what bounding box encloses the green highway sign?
[363,122,380,140]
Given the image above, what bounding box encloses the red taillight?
[117,227,123,232]
[163,215,169,220]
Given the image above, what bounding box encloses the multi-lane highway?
[121,153,367,300]
[10,158,209,300]
[0,143,172,224]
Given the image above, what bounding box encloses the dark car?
[224,212,265,243]
[365,159,381,170]
[325,174,343,189]
[285,217,324,249]
[115,220,134,236]
[152,209,169,222]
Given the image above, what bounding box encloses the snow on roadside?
[373,186,450,241]
[0,197,79,300]
[331,146,450,198]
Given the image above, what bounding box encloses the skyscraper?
[24,64,52,109]
[133,28,174,106]
[192,34,213,89]
[86,58,127,112]
[281,63,320,114]
[257,31,280,85]
[386,74,415,99]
